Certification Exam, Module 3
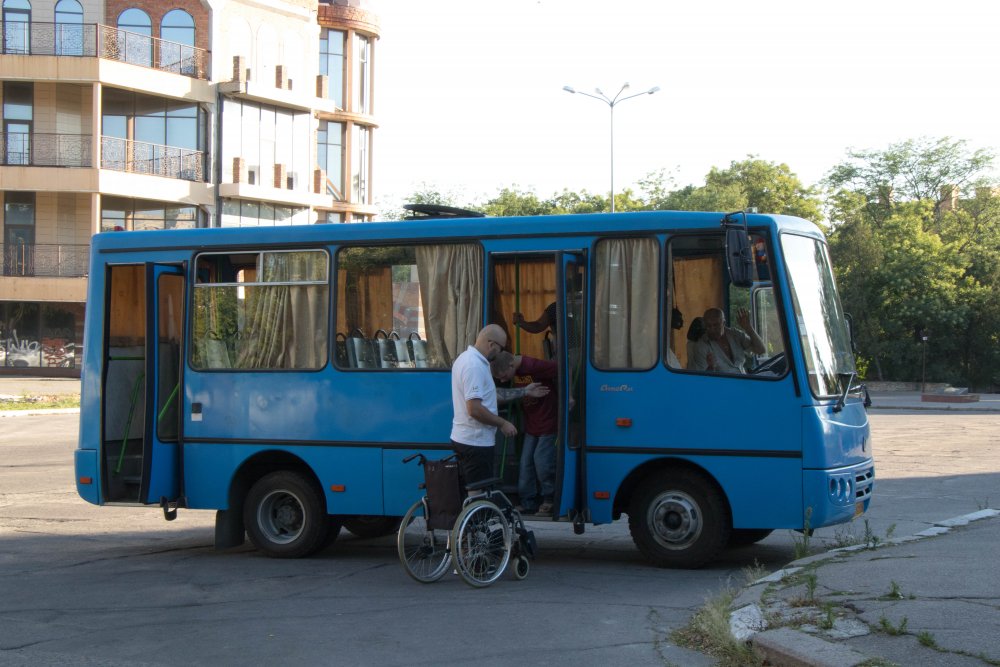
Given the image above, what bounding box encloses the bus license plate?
[854,501,864,518]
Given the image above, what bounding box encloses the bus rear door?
[101,263,184,510]
[555,251,587,528]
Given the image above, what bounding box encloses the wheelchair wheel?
[452,500,511,588]
[397,499,452,583]
[513,554,530,580]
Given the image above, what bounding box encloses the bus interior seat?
[408,333,429,368]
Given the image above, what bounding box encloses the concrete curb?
[730,509,1000,667]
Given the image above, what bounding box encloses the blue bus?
[74,209,873,567]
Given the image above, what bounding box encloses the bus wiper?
[833,372,857,413]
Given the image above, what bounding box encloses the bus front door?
[555,251,587,529]
[142,264,185,510]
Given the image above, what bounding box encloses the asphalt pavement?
[3,377,999,666]
[732,390,1000,667]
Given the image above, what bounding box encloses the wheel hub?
[649,492,702,549]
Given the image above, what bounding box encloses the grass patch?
[877,615,908,635]
[671,588,765,667]
[0,394,80,410]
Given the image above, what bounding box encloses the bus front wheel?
[244,471,328,558]
[628,470,730,569]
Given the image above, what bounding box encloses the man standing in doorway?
[451,324,518,492]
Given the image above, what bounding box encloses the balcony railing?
[2,243,89,278]
[0,132,92,167]
[0,21,209,80]
[101,136,205,181]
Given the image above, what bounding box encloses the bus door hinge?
[160,496,181,521]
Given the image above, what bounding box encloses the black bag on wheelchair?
[423,458,463,531]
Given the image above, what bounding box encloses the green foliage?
[654,157,822,222]
[827,138,1000,388]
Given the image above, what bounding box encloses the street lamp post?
[563,83,659,213]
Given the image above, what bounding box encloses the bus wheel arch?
[622,461,732,569]
[236,452,330,558]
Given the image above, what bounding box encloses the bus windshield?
[781,233,856,397]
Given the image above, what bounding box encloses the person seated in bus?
[683,316,705,368]
[687,307,765,374]
[490,350,557,517]
[451,325,518,494]
[666,307,684,368]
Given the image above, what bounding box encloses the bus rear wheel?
[628,470,730,569]
[244,471,328,558]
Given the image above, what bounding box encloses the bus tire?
[628,470,730,569]
[244,471,328,558]
[342,515,402,539]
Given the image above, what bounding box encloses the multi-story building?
[0,0,379,375]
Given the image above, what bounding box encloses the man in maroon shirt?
[490,351,557,517]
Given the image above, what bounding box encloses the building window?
[3,191,35,277]
[101,197,200,232]
[351,124,369,203]
[101,88,206,179]
[352,34,370,114]
[2,81,32,165]
[159,9,195,75]
[317,120,344,200]
[220,200,306,227]
[2,0,31,55]
[54,0,83,55]
[319,28,344,108]
[117,8,152,67]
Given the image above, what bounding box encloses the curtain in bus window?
[233,252,327,369]
[593,238,658,369]
[415,244,481,367]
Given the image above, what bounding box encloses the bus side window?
[335,243,482,369]
[592,237,658,370]
[666,233,786,377]
[192,249,329,370]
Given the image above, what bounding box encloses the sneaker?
[515,505,536,515]
[535,502,553,517]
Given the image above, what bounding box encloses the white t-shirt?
[450,345,498,447]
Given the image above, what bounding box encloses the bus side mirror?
[845,313,857,353]
[725,227,754,288]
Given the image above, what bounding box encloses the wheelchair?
[397,453,536,588]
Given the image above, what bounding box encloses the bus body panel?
[183,442,383,514]
[803,459,874,527]
[184,371,452,443]
[585,368,801,455]
[586,452,805,528]
[801,401,871,470]
[75,448,100,504]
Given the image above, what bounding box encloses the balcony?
[2,243,89,278]
[0,132,92,167]
[101,136,205,182]
[0,22,209,80]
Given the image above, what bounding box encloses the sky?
[371,0,1000,212]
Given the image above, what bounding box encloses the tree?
[649,157,823,221]
[826,138,1000,389]
[824,137,995,221]
[481,187,555,217]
